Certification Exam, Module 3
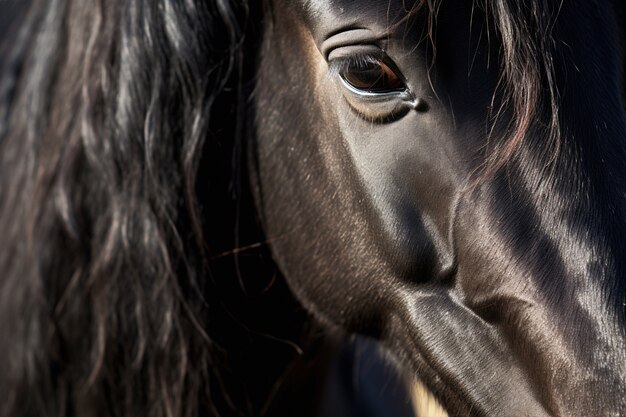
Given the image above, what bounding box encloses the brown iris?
[341,60,404,93]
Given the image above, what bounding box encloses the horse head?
[251,1,626,415]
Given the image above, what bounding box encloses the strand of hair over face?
[401,0,562,182]
[481,0,562,180]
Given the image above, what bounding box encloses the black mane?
[0,1,310,416]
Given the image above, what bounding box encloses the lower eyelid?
[341,88,413,122]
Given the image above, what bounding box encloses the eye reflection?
[340,60,405,93]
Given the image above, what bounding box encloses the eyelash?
[327,53,385,78]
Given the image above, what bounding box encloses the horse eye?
[341,60,405,93]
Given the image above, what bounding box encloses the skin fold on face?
[250,1,626,415]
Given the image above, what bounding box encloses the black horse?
[0,0,625,416]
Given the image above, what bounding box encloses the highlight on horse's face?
[251,0,626,415]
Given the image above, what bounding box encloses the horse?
[0,0,625,416]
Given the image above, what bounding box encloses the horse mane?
[0,0,615,416]
[0,1,273,416]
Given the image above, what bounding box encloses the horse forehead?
[299,0,421,28]
[302,0,417,13]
